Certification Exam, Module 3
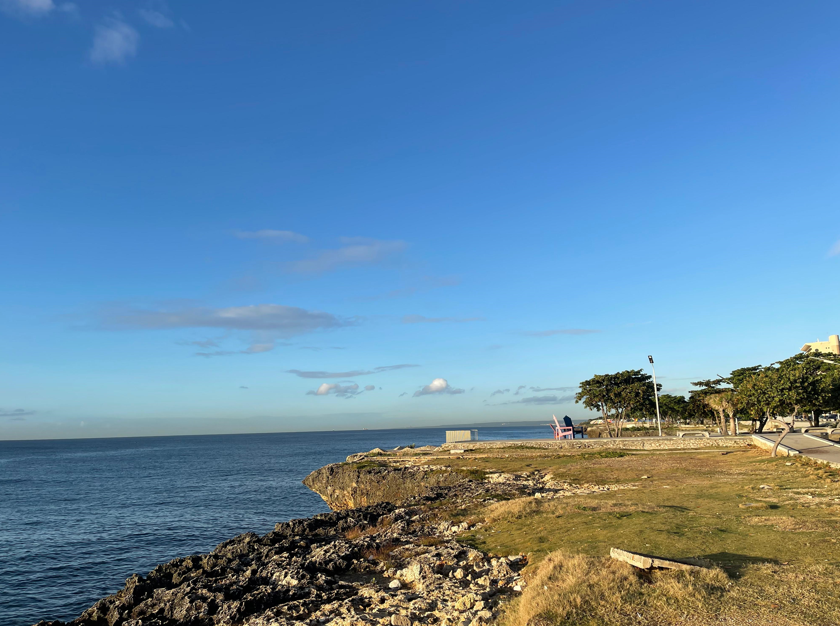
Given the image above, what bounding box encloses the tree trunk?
[602,408,614,438]
[729,413,737,436]
[718,409,728,436]
[771,413,796,458]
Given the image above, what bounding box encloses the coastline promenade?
[440,435,753,452]
[445,433,840,468]
[752,432,840,468]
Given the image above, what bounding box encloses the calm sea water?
[0,426,550,626]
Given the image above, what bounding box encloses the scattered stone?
[389,579,402,589]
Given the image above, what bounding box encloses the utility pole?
[648,355,662,436]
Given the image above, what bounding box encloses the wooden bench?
[676,431,710,438]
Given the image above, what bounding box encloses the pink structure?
[549,414,574,440]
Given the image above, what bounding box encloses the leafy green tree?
[690,380,736,435]
[575,369,658,438]
[737,367,780,433]
[685,394,716,426]
[657,394,689,425]
[768,355,831,456]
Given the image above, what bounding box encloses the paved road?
[753,432,840,467]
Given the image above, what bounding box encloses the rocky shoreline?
[34,447,629,626]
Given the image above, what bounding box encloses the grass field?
[423,448,840,625]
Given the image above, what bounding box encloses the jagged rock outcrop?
[34,454,633,626]
[303,463,469,510]
[34,502,526,626]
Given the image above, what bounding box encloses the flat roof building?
[801,334,840,356]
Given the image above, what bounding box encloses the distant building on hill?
[801,334,840,355]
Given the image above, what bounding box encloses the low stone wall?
[441,436,753,452]
[750,434,797,457]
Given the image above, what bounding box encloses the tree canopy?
[575,369,658,437]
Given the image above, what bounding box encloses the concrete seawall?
[441,436,753,452]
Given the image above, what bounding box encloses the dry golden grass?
[500,552,840,626]
[440,449,840,625]
[500,551,729,626]
[361,542,398,562]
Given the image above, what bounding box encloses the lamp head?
[648,355,654,364]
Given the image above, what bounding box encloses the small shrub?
[416,536,444,547]
[455,468,488,481]
[363,542,398,563]
[345,525,376,540]
[353,461,386,470]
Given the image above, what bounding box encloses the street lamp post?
[648,355,662,437]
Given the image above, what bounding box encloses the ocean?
[0,426,550,626]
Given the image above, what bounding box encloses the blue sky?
[1,0,838,439]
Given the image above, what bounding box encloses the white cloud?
[414,377,465,397]
[138,8,173,28]
[829,239,840,257]
[90,18,139,65]
[98,303,347,335]
[1,0,54,17]
[308,382,360,398]
[287,238,406,274]
[365,385,376,391]
[234,229,309,244]
[286,364,418,379]
[402,315,484,324]
[523,328,601,337]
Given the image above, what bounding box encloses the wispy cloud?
[514,385,527,395]
[97,303,348,335]
[138,8,173,28]
[829,239,840,258]
[402,315,484,324]
[523,329,601,337]
[287,238,406,274]
[529,386,577,392]
[399,392,408,397]
[287,364,418,379]
[499,394,575,406]
[1,0,55,17]
[234,229,309,244]
[1,408,35,418]
[414,378,464,397]
[177,338,220,349]
[90,17,139,65]
[364,385,375,391]
[307,383,361,398]
[490,389,510,397]
[355,276,460,301]
[193,339,291,357]
[299,346,345,352]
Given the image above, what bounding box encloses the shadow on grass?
[701,552,779,576]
